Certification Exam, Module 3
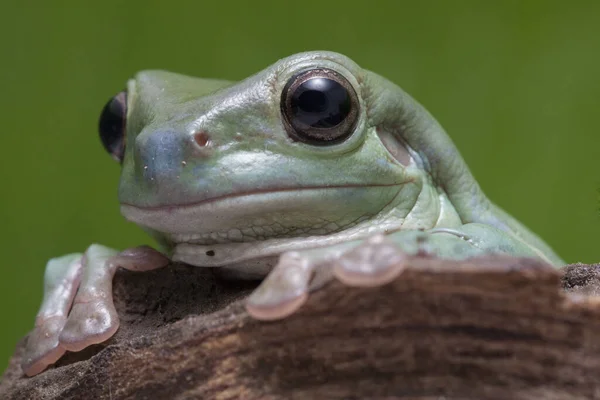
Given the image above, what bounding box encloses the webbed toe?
[245,252,313,320]
[21,316,68,377]
[333,234,407,286]
[58,300,119,352]
[21,254,82,377]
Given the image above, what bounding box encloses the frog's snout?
[135,128,201,186]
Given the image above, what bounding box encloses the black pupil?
[291,77,350,128]
[99,91,126,160]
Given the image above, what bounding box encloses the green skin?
[21,51,563,377]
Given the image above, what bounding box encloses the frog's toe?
[333,234,407,287]
[21,316,68,377]
[57,244,127,351]
[58,300,119,352]
[21,254,82,376]
[245,251,314,320]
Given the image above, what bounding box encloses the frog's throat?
[169,221,398,272]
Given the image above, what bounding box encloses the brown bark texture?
[1,256,600,400]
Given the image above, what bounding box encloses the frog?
[21,51,564,377]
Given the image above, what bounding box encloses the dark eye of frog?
[281,68,359,145]
[98,90,127,162]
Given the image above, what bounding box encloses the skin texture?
[21,51,564,376]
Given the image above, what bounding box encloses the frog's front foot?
[245,235,408,320]
[21,245,169,376]
[332,234,408,287]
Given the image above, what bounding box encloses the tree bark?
[1,256,600,400]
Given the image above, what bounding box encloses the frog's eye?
[98,90,127,162]
[281,68,359,145]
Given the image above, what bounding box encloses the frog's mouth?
[121,187,399,271]
[120,183,404,246]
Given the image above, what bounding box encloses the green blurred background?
[1,0,598,371]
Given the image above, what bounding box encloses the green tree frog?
[22,51,563,376]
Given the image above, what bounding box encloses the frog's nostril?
[193,131,211,148]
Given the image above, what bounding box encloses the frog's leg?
[22,245,169,376]
[58,245,169,351]
[245,234,408,320]
[245,223,541,320]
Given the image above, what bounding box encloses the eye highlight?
[98,90,127,162]
[281,68,359,145]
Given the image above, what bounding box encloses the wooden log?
[1,256,599,400]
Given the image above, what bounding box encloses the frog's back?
[362,68,564,266]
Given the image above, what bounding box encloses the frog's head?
[99,51,474,263]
